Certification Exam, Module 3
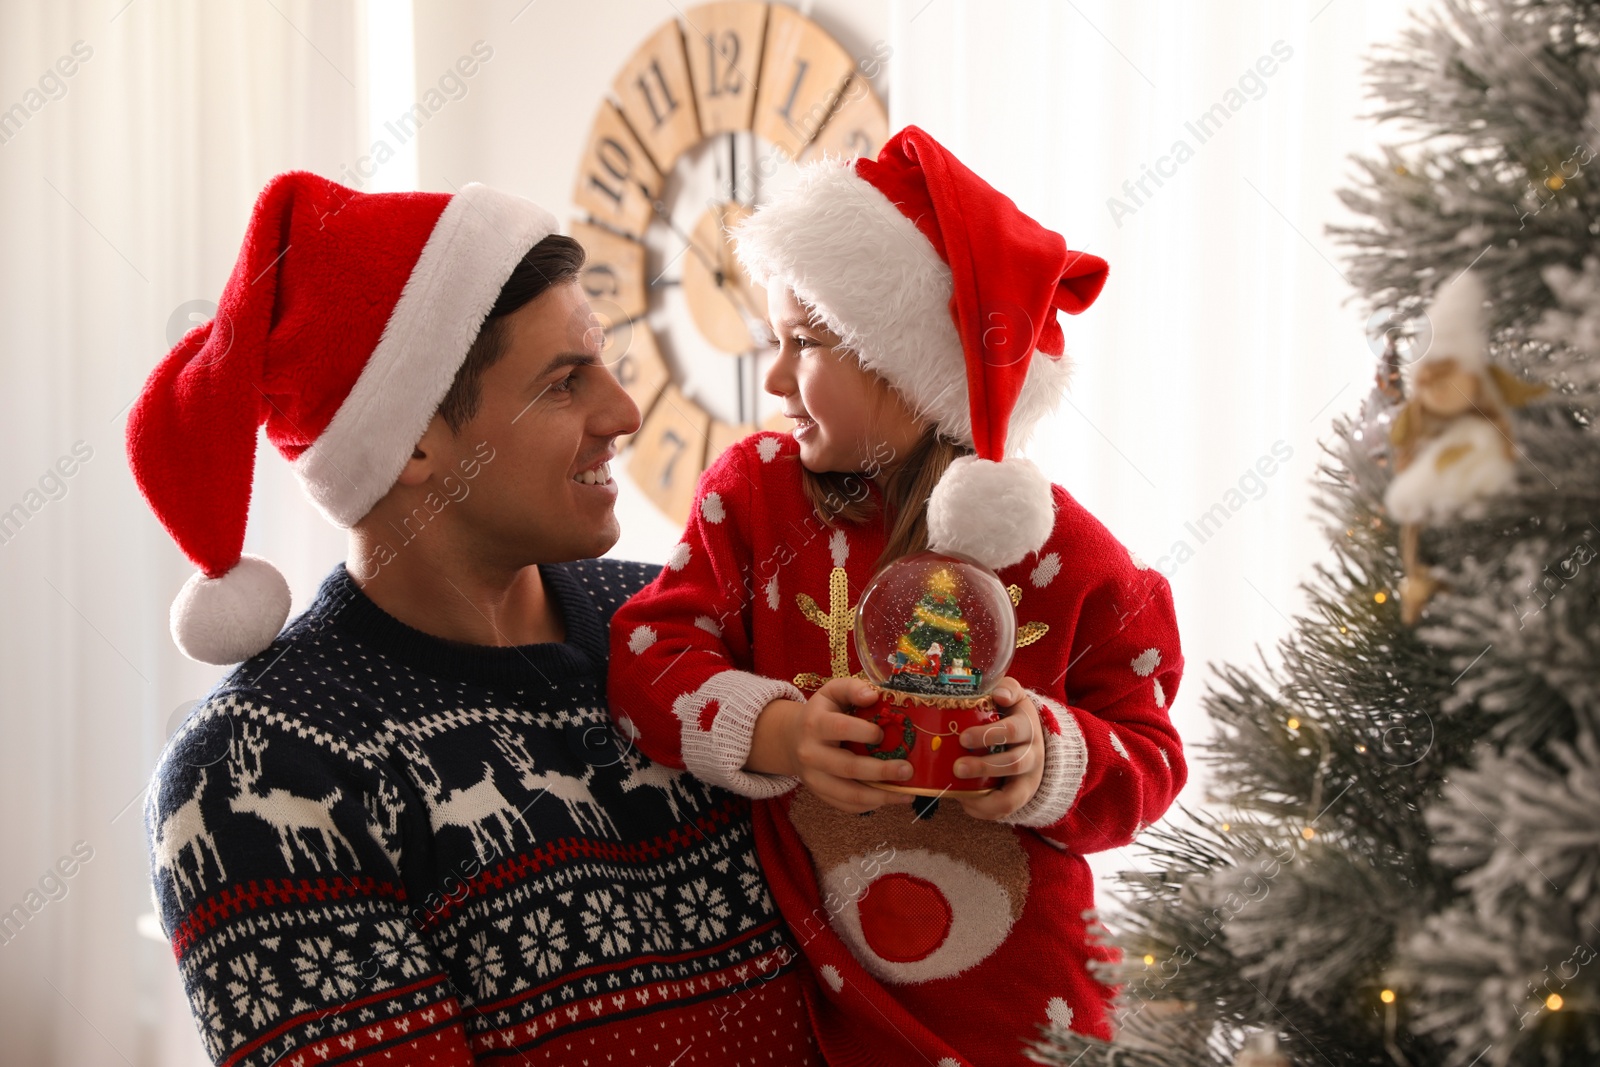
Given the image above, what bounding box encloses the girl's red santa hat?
[733,125,1109,572]
[126,172,557,664]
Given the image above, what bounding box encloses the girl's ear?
[397,414,449,487]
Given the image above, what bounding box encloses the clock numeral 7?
[658,429,687,489]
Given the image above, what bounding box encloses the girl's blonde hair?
[797,429,974,572]
[787,307,975,571]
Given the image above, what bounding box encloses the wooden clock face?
[570,2,888,524]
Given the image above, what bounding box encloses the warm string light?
[1374,591,1389,604]
[1380,989,1396,1004]
[1355,743,1368,754]
[1144,954,1156,966]
[1301,827,1316,840]
[1286,717,1301,731]
[1547,993,1564,1011]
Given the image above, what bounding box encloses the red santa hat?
[733,125,1109,572]
[126,171,557,664]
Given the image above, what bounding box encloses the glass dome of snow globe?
[853,551,1016,701]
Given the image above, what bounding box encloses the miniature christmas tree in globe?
[849,552,1017,795]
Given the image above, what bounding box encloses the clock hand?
[640,184,724,277]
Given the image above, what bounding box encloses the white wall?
[888,0,1418,824]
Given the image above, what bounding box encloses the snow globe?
[846,551,1017,795]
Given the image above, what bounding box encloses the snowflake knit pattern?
[608,433,1188,1067]
[147,559,822,1067]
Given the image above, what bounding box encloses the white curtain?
[0,2,365,1063]
[887,0,1420,819]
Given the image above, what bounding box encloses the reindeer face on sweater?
[789,786,1030,986]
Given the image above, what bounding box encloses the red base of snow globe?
[845,686,1004,796]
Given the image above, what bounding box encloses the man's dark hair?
[437,233,587,432]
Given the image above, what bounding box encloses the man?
[129,173,822,1066]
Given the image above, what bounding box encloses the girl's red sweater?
[608,432,1186,1066]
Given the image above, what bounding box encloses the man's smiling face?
[429,280,640,568]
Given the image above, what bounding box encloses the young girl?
[607,127,1186,1066]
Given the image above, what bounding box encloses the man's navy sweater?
[147,559,822,1067]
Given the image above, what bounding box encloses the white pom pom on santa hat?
[927,456,1056,571]
[170,555,293,666]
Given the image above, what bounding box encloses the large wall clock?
[570,1,889,524]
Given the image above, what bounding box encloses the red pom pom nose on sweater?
[126,171,558,664]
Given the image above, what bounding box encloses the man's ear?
[397,414,451,487]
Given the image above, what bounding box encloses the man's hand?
[953,678,1045,820]
[749,679,916,814]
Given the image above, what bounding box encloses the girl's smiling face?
[762,281,927,477]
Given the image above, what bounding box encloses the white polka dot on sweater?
[701,492,725,524]
[628,625,657,654]
[1131,647,1161,677]
[1046,996,1074,1030]
[1030,552,1061,588]
[617,715,640,740]
[820,964,843,993]
[756,435,781,462]
[1153,678,1167,708]
[1108,730,1130,759]
[938,1059,962,1067]
[1158,746,1170,768]
[694,615,722,637]
[765,575,780,611]
[666,542,691,571]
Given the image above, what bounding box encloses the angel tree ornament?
[1383,271,1547,622]
[846,552,1018,795]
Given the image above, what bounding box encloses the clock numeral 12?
[704,31,743,96]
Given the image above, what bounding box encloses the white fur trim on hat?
[294,184,558,527]
[927,456,1055,571]
[170,554,292,665]
[732,161,1071,451]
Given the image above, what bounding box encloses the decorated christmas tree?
[887,566,979,693]
[1032,1,1600,1064]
